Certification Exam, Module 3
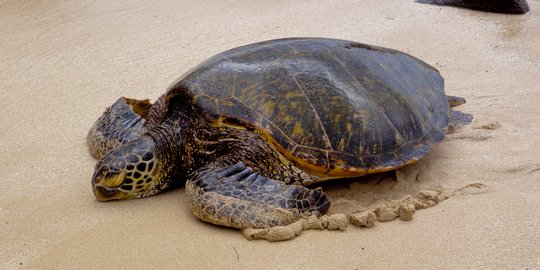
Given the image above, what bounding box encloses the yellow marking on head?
[100,170,126,188]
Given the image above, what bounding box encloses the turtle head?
[92,136,168,201]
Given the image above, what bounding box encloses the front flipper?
[186,162,330,229]
[87,97,152,159]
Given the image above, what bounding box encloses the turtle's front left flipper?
[186,161,330,229]
[88,97,152,159]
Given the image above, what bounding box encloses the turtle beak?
[92,170,131,201]
[93,185,132,201]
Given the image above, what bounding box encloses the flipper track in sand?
[242,183,489,241]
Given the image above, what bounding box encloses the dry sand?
[1,0,539,269]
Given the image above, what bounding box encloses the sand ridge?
[243,174,490,241]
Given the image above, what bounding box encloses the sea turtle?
[88,38,471,229]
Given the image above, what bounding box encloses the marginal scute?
[291,146,329,176]
[327,151,367,177]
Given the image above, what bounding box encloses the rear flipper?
[87,97,152,159]
[186,161,330,229]
[447,109,473,134]
[445,95,473,133]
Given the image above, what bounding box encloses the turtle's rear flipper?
[447,109,473,134]
[87,97,152,159]
[445,95,472,133]
[186,161,330,229]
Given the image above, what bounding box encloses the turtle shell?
[172,38,449,178]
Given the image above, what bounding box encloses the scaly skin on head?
[90,93,188,201]
[92,135,179,201]
[88,87,180,200]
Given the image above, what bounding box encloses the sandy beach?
[1,0,539,269]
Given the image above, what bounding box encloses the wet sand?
[1,0,539,268]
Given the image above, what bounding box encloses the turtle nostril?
[91,168,105,185]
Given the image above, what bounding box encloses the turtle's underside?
[88,38,471,229]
